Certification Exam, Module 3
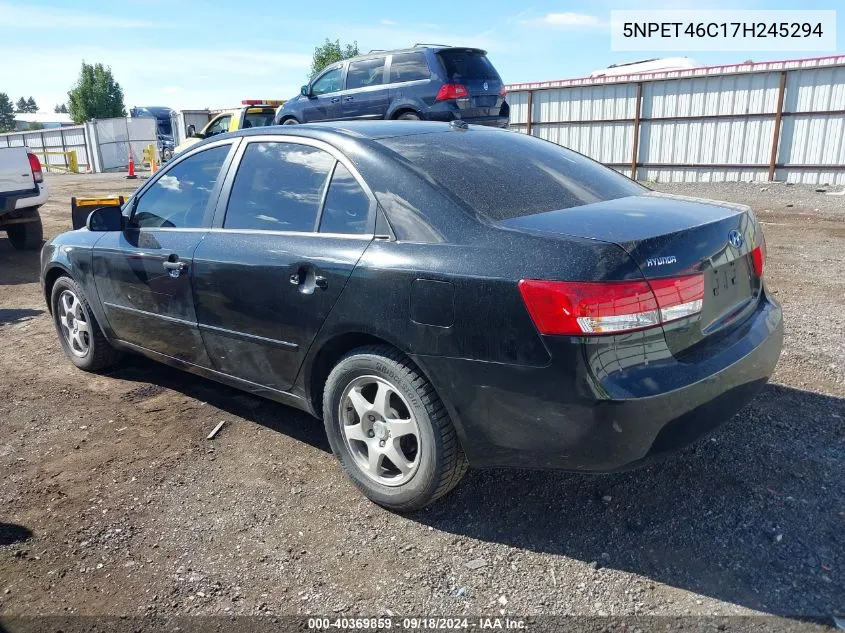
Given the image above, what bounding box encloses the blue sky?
[0,0,841,112]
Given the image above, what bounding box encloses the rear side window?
[389,52,430,83]
[319,164,370,234]
[378,132,645,221]
[224,142,334,232]
[131,145,230,229]
[347,58,386,90]
[438,49,498,81]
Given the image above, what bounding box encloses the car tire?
[397,112,421,121]
[323,345,468,512]
[282,118,299,125]
[50,276,121,372]
[6,216,43,250]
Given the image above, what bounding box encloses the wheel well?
[43,266,69,314]
[391,108,419,119]
[308,332,396,416]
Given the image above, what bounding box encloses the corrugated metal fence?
[0,117,157,174]
[506,55,845,185]
[0,125,90,172]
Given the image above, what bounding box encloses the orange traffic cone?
[126,148,137,180]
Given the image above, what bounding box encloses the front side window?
[389,52,430,83]
[204,115,232,137]
[319,164,370,234]
[346,58,386,90]
[131,145,230,229]
[224,142,335,232]
[311,68,342,95]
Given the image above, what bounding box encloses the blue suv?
[274,45,509,127]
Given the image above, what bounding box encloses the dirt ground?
[0,173,842,625]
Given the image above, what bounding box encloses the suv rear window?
[438,49,498,81]
[378,131,644,221]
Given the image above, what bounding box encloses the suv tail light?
[27,152,43,184]
[435,83,469,101]
[518,275,705,336]
[751,237,766,277]
[499,86,507,98]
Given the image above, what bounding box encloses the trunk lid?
[499,192,764,353]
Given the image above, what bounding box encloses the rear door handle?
[162,256,187,278]
[315,275,328,289]
[343,96,353,102]
[289,266,328,292]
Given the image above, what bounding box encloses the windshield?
[378,130,645,221]
[437,50,499,81]
[243,109,275,129]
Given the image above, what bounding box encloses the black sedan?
[41,122,783,511]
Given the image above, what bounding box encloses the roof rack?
[368,49,386,53]
[414,43,452,48]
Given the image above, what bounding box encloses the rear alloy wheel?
[50,276,120,371]
[397,112,421,121]
[282,118,299,125]
[323,345,467,511]
[6,217,43,250]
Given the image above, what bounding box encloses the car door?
[91,141,237,365]
[191,136,376,392]
[301,66,344,122]
[202,114,233,138]
[341,56,389,119]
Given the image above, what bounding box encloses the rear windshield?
[438,49,499,81]
[378,131,645,221]
[243,109,275,129]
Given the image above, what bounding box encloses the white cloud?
[0,3,162,28]
[380,19,397,25]
[522,12,605,29]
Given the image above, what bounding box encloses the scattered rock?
[464,558,487,570]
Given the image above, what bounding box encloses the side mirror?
[86,206,124,232]
[301,85,310,97]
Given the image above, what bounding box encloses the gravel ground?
[0,174,842,628]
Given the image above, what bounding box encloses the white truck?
[0,147,47,249]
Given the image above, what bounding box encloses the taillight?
[499,86,507,98]
[27,152,43,184]
[435,83,469,101]
[518,275,704,336]
[751,237,766,277]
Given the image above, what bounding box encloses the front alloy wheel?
[57,289,90,357]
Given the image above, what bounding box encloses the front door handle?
[344,96,353,102]
[330,97,341,103]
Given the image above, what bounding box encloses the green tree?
[15,97,27,113]
[67,61,126,124]
[28,121,44,130]
[54,103,68,114]
[0,93,15,132]
[309,38,359,78]
[26,97,38,112]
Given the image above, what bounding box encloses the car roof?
[210,120,506,143]
[340,45,487,63]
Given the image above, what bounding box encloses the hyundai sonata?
[41,121,783,511]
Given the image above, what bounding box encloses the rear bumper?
[13,183,48,210]
[412,293,783,471]
[421,103,509,128]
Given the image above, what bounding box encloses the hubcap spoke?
[348,388,372,419]
[367,444,382,476]
[388,419,416,438]
[372,382,392,418]
[384,439,413,474]
[75,318,89,333]
[344,422,368,442]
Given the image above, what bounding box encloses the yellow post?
[67,150,79,174]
